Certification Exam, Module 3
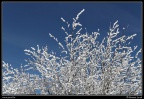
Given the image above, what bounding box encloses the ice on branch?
[61,17,70,29]
[76,28,82,34]
[37,45,41,53]
[61,26,65,31]
[31,47,35,50]
[61,26,68,35]
[73,18,76,22]
[49,33,54,38]
[76,9,85,20]
[72,9,84,30]
[126,34,137,40]
[58,42,64,50]
[68,34,72,38]
[49,33,58,42]
[134,46,138,51]
[72,22,82,30]
[113,20,118,28]
[135,48,142,58]
[61,17,65,22]
[61,50,67,54]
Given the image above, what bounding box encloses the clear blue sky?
[2,2,142,69]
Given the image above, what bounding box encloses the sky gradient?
[2,2,142,70]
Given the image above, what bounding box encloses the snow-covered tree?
[2,9,142,95]
[2,61,41,95]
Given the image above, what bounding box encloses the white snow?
[61,17,65,22]
[76,9,85,20]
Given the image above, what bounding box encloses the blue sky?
[2,2,142,69]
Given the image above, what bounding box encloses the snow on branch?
[49,33,58,42]
[58,42,64,50]
[126,34,137,40]
[113,20,118,28]
[72,22,82,30]
[134,46,138,51]
[72,9,84,31]
[61,17,66,22]
[76,9,85,20]
[135,48,142,58]
[76,28,82,35]
[61,26,68,35]
[61,17,70,28]
[49,33,65,50]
